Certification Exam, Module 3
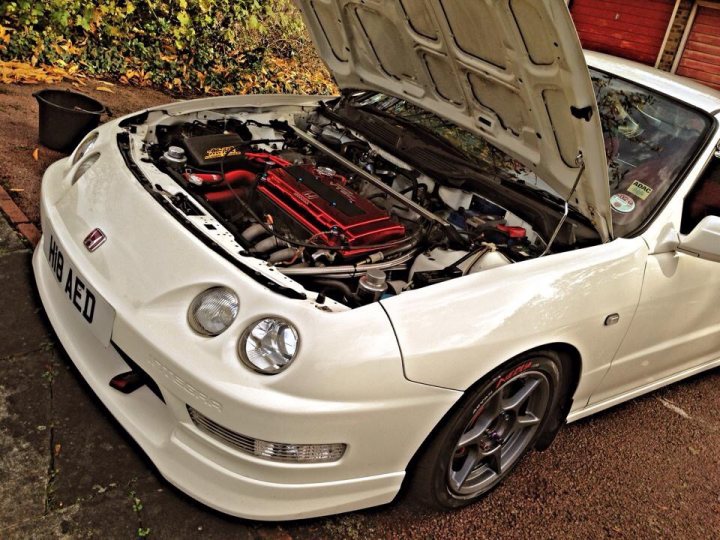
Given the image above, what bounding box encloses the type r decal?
[495,361,533,389]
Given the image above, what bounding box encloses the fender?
[381,237,647,409]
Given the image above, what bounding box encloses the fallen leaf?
[54,443,62,456]
[9,188,24,192]
[98,80,114,86]
[95,86,114,93]
[32,147,39,161]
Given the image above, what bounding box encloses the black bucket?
[33,89,107,153]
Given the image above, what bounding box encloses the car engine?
[144,109,583,307]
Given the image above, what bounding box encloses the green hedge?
[0,0,335,95]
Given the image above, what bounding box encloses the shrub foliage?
[0,0,336,95]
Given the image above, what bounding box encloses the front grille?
[186,405,346,463]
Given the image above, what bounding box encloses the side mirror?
[678,216,720,262]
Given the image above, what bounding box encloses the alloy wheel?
[447,370,551,496]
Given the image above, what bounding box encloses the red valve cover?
[257,164,406,256]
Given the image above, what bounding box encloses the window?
[347,71,713,238]
[591,71,712,237]
[681,157,720,234]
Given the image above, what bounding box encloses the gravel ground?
[0,81,719,538]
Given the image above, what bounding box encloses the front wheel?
[410,351,565,509]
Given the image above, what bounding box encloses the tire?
[409,350,565,510]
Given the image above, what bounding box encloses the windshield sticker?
[627,180,653,200]
[610,193,636,213]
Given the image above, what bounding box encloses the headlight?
[239,317,299,374]
[72,132,98,165]
[187,287,239,337]
[71,153,100,185]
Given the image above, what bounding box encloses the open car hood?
[295,0,613,241]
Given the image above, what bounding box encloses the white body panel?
[381,238,647,407]
[34,116,460,520]
[588,121,720,406]
[33,59,720,519]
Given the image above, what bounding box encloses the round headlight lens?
[239,318,299,374]
[72,132,99,165]
[188,287,239,337]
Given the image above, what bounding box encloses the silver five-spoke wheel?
[409,351,565,510]
[448,371,550,496]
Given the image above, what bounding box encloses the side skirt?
[566,356,720,423]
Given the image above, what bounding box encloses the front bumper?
[35,248,408,519]
[33,123,460,520]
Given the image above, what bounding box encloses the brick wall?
[657,0,720,72]
[657,0,695,70]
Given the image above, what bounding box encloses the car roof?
[585,50,720,114]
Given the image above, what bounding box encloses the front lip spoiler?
[116,131,307,301]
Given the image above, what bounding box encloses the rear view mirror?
[678,215,720,262]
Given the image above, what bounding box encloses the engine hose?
[318,265,409,280]
[313,279,359,303]
[242,223,267,243]
[268,248,299,264]
[396,173,419,202]
[359,235,422,265]
[254,236,287,253]
[278,250,416,277]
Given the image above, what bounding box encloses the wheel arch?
[530,342,582,450]
[400,342,582,499]
[540,341,582,405]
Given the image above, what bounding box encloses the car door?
[589,134,720,405]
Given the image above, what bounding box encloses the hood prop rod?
[541,153,585,257]
[289,124,448,227]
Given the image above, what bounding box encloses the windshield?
[592,71,712,236]
[350,71,712,238]
[352,92,544,188]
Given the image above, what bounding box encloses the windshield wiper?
[356,104,474,159]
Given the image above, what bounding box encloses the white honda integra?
[34,0,720,521]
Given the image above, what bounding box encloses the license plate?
[44,228,115,346]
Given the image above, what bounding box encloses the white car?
[34,0,720,521]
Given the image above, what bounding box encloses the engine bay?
[138,102,597,307]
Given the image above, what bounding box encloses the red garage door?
[571,0,675,65]
[676,6,720,90]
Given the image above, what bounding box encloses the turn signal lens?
[187,406,345,463]
[188,287,239,337]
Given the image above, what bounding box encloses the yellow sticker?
[627,180,653,200]
[204,146,242,160]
